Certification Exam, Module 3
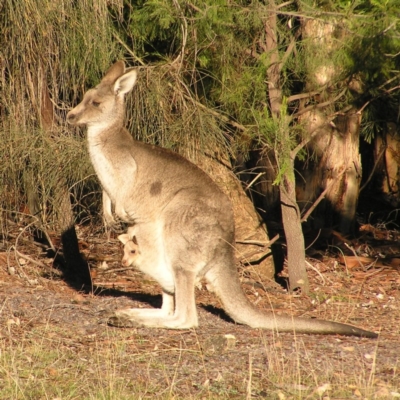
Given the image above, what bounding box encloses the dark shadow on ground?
[202,305,235,324]
[92,286,163,308]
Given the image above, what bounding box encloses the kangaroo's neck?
[87,121,124,143]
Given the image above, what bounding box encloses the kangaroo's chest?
[87,135,137,201]
[88,147,115,193]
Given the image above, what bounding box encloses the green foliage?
[346,6,400,83]
[128,0,180,57]
[350,3,400,139]
[119,0,273,148]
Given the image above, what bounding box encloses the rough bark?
[297,109,362,234]
[374,123,400,206]
[280,174,307,291]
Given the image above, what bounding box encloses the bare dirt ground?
[1,219,400,399]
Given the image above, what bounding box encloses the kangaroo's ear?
[114,69,138,96]
[101,60,125,84]
[131,235,138,245]
[118,233,129,245]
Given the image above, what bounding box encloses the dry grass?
[0,312,393,400]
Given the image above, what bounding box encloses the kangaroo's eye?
[92,101,101,107]
[130,250,136,254]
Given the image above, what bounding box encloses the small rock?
[202,334,237,354]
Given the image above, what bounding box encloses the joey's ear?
[118,233,129,245]
[132,236,138,245]
[114,69,138,96]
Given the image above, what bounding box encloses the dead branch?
[236,234,279,247]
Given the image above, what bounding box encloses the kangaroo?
[118,227,141,267]
[67,60,377,337]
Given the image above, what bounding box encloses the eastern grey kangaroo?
[67,60,377,337]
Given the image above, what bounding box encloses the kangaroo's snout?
[66,109,80,126]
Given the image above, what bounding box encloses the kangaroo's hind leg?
[109,267,197,329]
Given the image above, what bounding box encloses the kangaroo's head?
[67,61,138,129]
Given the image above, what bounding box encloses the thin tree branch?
[244,172,265,191]
[176,86,247,132]
[171,0,188,73]
[278,28,301,74]
[276,1,295,9]
[291,128,320,158]
[358,85,400,114]
[113,33,145,66]
[287,87,328,102]
[236,234,279,247]
[14,249,56,272]
[293,87,347,118]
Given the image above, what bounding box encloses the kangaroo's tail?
[207,260,377,338]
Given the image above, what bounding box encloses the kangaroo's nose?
[66,111,76,124]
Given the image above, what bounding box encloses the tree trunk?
[373,122,400,206]
[281,173,308,292]
[264,2,309,292]
[297,18,362,235]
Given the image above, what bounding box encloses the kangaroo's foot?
[108,307,198,329]
[107,308,165,328]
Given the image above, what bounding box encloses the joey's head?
[118,233,140,267]
[66,61,138,130]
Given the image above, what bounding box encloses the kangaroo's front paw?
[104,217,126,233]
[115,204,130,222]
